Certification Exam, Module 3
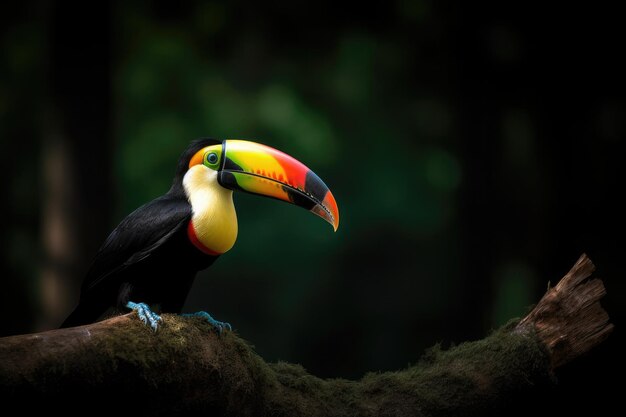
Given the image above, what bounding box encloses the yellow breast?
[183,165,238,254]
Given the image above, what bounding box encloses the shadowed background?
[1,1,624,413]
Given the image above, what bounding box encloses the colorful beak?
[217,140,339,231]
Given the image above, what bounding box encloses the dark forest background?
[1,1,624,413]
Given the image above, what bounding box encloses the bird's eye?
[206,152,219,165]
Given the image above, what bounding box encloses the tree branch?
[0,254,612,416]
[517,254,613,367]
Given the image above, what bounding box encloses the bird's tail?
[59,300,106,328]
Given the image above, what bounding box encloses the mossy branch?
[0,254,612,416]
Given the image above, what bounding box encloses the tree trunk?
[39,2,113,330]
[0,254,612,416]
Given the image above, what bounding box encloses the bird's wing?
[81,194,192,293]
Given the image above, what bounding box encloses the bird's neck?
[183,166,238,255]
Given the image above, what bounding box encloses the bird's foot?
[182,311,232,333]
[126,301,162,331]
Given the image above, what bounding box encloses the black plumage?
[61,139,221,328]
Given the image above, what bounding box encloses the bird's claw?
[182,311,231,333]
[126,301,162,331]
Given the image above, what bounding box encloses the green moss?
[262,322,553,417]
[1,315,554,416]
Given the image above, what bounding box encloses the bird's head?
[179,139,338,251]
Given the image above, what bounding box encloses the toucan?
[61,139,339,331]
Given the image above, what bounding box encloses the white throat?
[183,165,238,254]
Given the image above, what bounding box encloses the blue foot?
[126,301,162,331]
[182,311,232,333]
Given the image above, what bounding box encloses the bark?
[517,254,612,367]
[0,254,612,416]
